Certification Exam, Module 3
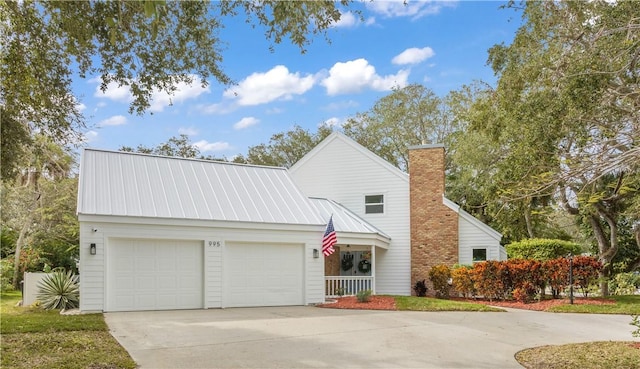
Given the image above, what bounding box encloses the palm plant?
[37,268,79,310]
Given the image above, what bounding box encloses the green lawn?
[546,295,640,314]
[1,291,136,369]
[394,295,504,312]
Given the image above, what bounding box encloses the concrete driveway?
[105,306,635,369]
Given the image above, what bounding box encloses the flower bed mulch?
[317,295,396,310]
[317,295,615,311]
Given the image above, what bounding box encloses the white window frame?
[364,194,384,214]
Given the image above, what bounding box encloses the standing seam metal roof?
[77,149,325,225]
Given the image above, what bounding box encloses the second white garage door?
[107,238,203,312]
[225,242,304,307]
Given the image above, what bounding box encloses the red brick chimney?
[409,144,459,294]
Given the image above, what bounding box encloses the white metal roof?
[308,197,391,240]
[77,149,325,225]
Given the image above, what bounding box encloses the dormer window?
[365,195,384,214]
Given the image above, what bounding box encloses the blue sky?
[76,1,523,158]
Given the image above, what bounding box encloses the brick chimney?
[408,144,458,294]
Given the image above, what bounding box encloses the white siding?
[458,215,503,265]
[79,217,324,312]
[290,133,411,295]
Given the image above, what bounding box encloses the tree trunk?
[12,170,40,289]
[12,192,39,289]
[524,199,535,238]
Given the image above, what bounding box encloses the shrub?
[37,268,79,310]
[428,264,452,299]
[571,256,602,297]
[543,258,569,298]
[472,260,509,301]
[609,272,640,295]
[507,259,544,302]
[505,238,582,261]
[0,258,15,292]
[451,265,475,297]
[413,279,428,297]
[356,289,372,303]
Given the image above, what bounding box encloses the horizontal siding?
[290,135,411,295]
[79,220,324,312]
[458,216,502,265]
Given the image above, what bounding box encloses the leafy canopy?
[0,0,353,180]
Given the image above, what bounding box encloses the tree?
[477,0,640,295]
[1,136,76,288]
[0,0,353,180]
[241,124,334,168]
[342,84,457,172]
[120,134,230,161]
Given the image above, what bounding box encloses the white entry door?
[107,238,203,312]
[224,243,304,307]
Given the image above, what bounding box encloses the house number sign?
[209,240,221,247]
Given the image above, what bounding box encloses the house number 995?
[209,241,221,247]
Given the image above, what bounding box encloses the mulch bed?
[317,295,396,310]
[318,295,615,311]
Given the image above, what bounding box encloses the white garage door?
[225,243,304,307]
[107,239,203,312]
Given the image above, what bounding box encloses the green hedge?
[505,238,582,261]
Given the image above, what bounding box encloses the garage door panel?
[107,239,203,312]
[225,243,303,307]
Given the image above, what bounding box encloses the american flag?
[322,216,337,256]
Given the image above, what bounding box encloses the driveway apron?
[105,306,636,369]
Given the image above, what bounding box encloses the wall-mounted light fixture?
[92,227,98,233]
[313,249,319,258]
[90,243,97,255]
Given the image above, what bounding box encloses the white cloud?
[333,11,358,28]
[76,102,87,112]
[321,58,409,95]
[96,102,107,108]
[148,79,209,113]
[95,81,132,103]
[83,130,98,143]
[233,117,260,130]
[320,117,343,127]
[178,127,198,136]
[392,47,435,65]
[98,115,127,126]
[94,75,209,112]
[366,0,457,20]
[193,140,231,152]
[223,65,315,106]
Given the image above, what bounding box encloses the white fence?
[325,276,374,298]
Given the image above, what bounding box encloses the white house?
[289,132,505,295]
[77,132,504,312]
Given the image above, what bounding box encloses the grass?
[1,291,136,369]
[394,295,504,312]
[515,341,640,369]
[546,295,640,314]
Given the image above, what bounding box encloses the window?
[472,248,487,262]
[365,195,384,214]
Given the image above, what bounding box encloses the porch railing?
[325,276,374,298]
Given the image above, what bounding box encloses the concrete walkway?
[105,306,636,369]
